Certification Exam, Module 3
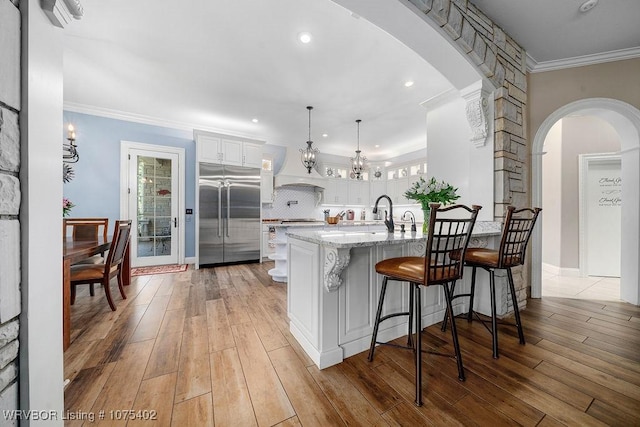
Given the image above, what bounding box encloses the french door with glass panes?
[127,149,180,267]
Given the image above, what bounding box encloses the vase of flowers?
[63,198,75,217]
[404,177,460,233]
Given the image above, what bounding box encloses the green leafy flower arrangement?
[63,198,75,217]
[404,177,460,211]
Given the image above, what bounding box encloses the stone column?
[408,0,530,310]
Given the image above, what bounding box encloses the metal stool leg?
[441,280,456,332]
[507,268,525,345]
[407,282,414,348]
[368,277,388,362]
[414,284,423,406]
[489,269,499,359]
[467,266,477,323]
[443,281,465,381]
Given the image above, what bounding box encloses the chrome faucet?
[402,210,417,232]
[373,195,394,233]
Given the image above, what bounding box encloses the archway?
[531,98,640,305]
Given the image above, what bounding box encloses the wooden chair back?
[497,207,542,268]
[423,203,481,286]
[104,220,132,274]
[64,218,109,241]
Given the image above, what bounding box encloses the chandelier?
[350,119,367,180]
[300,106,319,174]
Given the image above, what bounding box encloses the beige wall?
[528,58,640,143]
[542,116,621,271]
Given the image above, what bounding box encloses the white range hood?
[274,147,325,189]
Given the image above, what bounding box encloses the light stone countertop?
[287,221,502,249]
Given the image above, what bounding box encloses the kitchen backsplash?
[262,186,424,223]
[262,187,323,219]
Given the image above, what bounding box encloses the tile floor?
[542,270,620,301]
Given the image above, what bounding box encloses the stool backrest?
[498,206,542,268]
[64,218,109,241]
[424,203,481,285]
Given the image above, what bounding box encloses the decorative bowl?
[326,216,340,225]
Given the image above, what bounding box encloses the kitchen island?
[286,222,502,369]
[266,220,387,282]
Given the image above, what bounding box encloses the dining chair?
[443,206,541,358]
[368,203,481,406]
[70,220,132,311]
[64,218,110,296]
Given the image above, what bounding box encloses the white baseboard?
[542,263,581,277]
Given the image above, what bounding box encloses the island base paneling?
[288,237,466,369]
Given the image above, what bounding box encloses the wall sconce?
[63,124,78,183]
[63,124,79,164]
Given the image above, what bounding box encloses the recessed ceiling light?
[298,32,312,44]
[579,0,598,12]
[404,81,414,88]
[252,118,259,123]
[375,145,380,148]
[322,133,328,138]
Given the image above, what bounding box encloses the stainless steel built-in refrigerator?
[198,162,261,265]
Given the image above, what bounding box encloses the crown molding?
[63,102,261,141]
[419,89,460,112]
[527,46,640,73]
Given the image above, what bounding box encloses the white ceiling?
[62,0,640,161]
[471,0,640,68]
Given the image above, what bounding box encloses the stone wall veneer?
[0,0,21,418]
[407,0,531,308]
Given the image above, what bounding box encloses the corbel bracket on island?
[323,247,351,292]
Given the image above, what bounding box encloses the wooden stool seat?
[376,257,463,283]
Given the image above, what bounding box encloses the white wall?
[426,96,493,220]
[19,0,65,424]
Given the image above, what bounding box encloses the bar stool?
[444,206,541,359]
[368,203,481,406]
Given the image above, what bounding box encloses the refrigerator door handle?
[218,182,223,237]
[226,180,231,237]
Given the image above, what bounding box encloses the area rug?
[131,264,189,276]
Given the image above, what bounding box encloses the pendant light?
[350,119,367,180]
[300,106,319,174]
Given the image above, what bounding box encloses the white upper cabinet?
[347,179,369,205]
[243,143,263,168]
[195,130,264,168]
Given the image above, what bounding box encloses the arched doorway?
[531,98,640,305]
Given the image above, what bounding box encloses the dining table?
[62,236,130,351]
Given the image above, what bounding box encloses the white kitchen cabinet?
[195,130,264,167]
[347,179,370,205]
[388,176,410,204]
[323,178,348,205]
[261,156,274,203]
[369,180,387,206]
[243,142,263,168]
[261,171,274,203]
[197,134,224,163]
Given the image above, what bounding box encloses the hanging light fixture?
[350,119,367,180]
[300,106,319,174]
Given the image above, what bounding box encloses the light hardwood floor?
[64,262,640,426]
